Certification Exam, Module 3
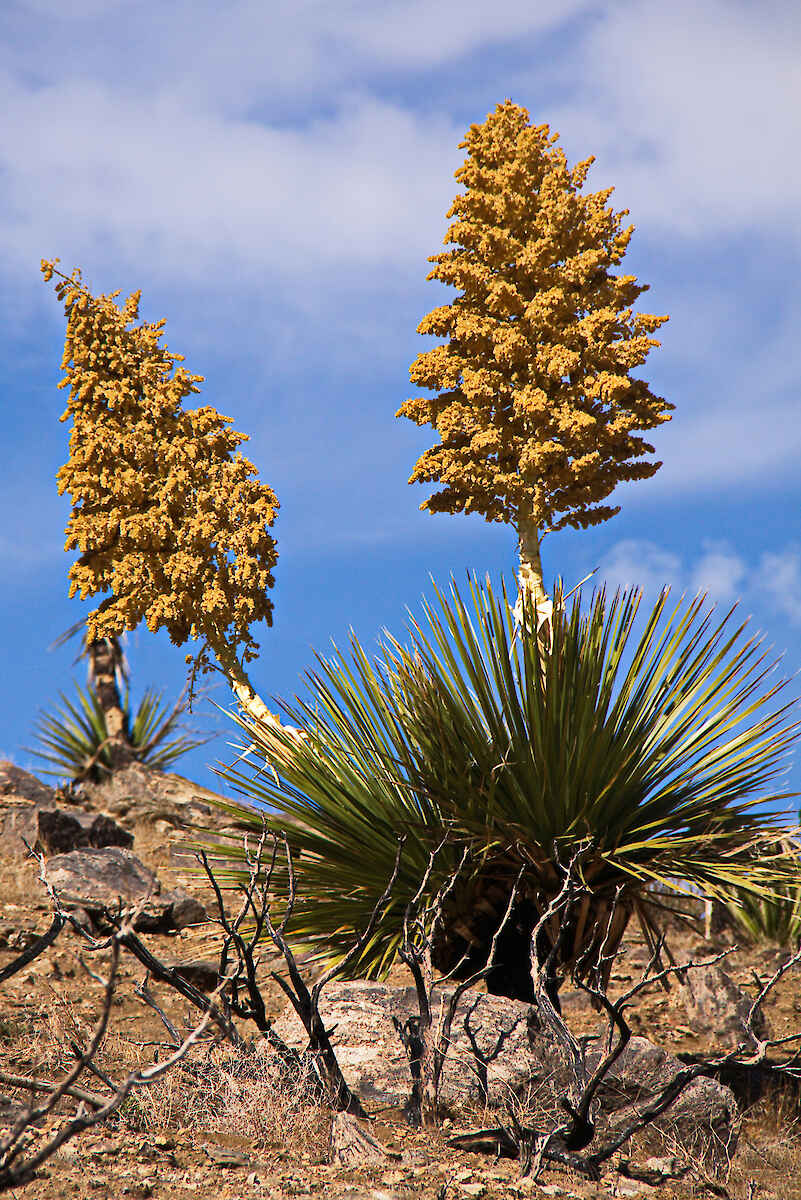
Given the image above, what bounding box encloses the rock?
[586,1035,739,1167]
[0,764,57,852]
[35,808,133,855]
[587,1036,738,1166]
[0,762,133,857]
[203,1144,250,1168]
[329,1113,392,1167]
[620,1155,688,1184]
[166,889,207,930]
[273,982,739,1163]
[273,982,535,1112]
[168,958,220,991]
[44,846,160,913]
[0,920,46,953]
[43,847,201,933]
[680,963,770,1049]
[0,762,55,807]
[78,763,226,830]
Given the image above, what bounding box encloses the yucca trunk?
[203,638,277,728]
[517,513,554,653]
[517,514,549,610]
[87,635,135,770]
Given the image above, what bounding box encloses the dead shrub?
[119,1040,332,1159]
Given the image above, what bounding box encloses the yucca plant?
[206,578,799,1002]
[29,681,212,783]
[722,838,801,947]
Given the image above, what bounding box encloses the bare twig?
[0,918,234,1192]
[395,838,526,1128]
[262,832,403,1116]
[0,914,65,985]
[449,851,801,1187]
[0,1070,107,1111]
[195,824,403,1116]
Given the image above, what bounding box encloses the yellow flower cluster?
[397,101,672,537]
[41,260,279,687]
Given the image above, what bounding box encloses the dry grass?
[117,1039,333,1160]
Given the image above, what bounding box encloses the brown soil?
[1,791,800,1200]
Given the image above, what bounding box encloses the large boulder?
[0,762,132,856]
[77,763,227,829]
[274,982,535,1111]
[44,847,205,933]
[0,762,55,806]
[680,963,771,1049]
[1,763,58,851]
[36,808,133,855]
[587,1035,739,1166]
[272,981,739,1163]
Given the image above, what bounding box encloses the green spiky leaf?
[28,681,212,782]
[198,579,800,989]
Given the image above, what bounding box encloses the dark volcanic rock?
[35,808,133,855]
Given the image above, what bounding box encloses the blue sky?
[1,0,799,807]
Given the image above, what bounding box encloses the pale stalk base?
[231,680,281,729]
[516,516,553,648]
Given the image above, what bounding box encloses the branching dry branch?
[0,907,232,1192]
[196,824,403,1117]
[395,838,526,1127]
[448,851,801,1186]
[262,831,402,1116]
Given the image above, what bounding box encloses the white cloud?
[0,80,462,284]
[690,542,747,605]
[547,0,801,243]
[6,1,590,107]
[760,546,801,626]
[1,0,800,509]
[3,0,801,301]
[596,539,682,596]
[597,539,801,629]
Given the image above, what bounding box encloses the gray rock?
[0,764,57,852]
[167,958,221,991]
[43,847,200,933]
[0,762,55,807]
[78,763,225,829]
[0,762,133,857]
[680,963,770,1049]
[165,889,207,930]
[590,1036,739,1165]
[619,1154,689,1184]
[273,982,739,1163]
[44,845,160,908]
[329,1113,392,1167]
[273,982,535,1111]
